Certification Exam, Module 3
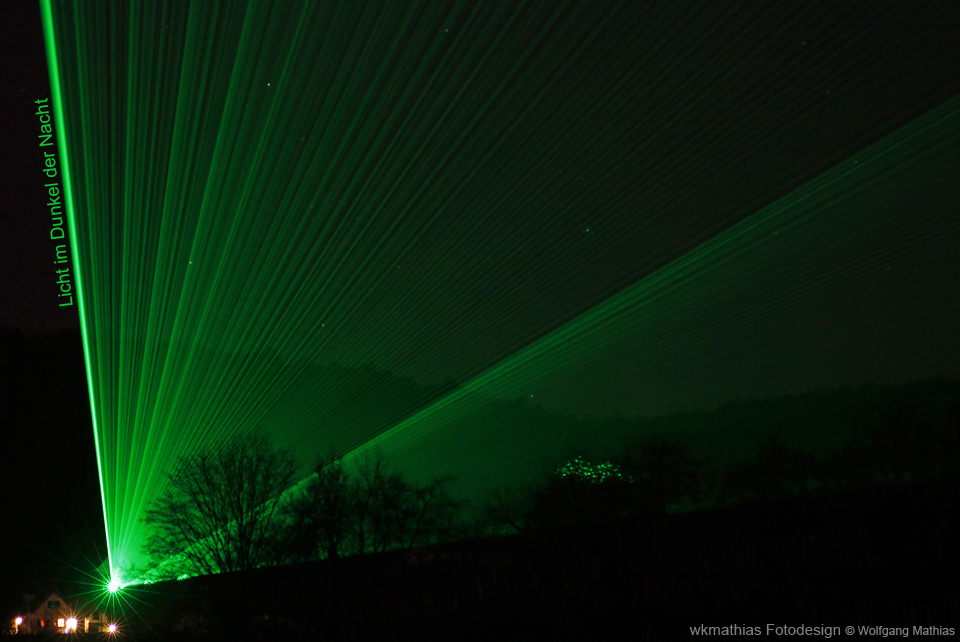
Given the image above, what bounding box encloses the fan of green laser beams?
[41,0,960,581]
[144,94,960,580]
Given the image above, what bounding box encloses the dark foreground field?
[25,478,958,641]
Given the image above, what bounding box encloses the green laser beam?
[41,0,960,576]
[40,0,117,586]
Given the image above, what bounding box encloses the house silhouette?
[16,592,109,634]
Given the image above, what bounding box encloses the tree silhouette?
[478,445,712,533]
[527,471,635,530]
[477,484,536,535]
[619,438,714,513]
[721,435,817,504]
[286,450,465,560]
[396,474,465,549]
[352,451,464,554]
[142,431,299,577]
[284,454,355,562]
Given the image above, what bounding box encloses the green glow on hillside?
[40,0,960,579]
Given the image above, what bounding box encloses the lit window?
[58,618,65,628]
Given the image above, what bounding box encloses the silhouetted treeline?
[281,451,467,563]
[4,324,959,597]
[137,375,960,587]
[140,443,469,582]
[477,377,960,534]
[118,474,960,640]
[721,377,960,498]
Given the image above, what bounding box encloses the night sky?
[1,1,95,600]
[3,1,77,335]
[2,0,960,594]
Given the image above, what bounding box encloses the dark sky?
[0,1,94,600]
[3,2,959,367]
[2,1,78,335]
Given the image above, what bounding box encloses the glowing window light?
[58,618,65,628]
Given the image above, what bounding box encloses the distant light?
[107,623,118,633]
[66,618,78,631]
[15,617,23,625]
[108,578,123,593]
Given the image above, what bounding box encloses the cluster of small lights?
[556,456,631,484]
